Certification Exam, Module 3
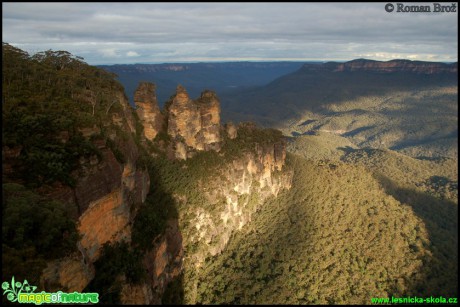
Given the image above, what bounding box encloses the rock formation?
[9,77,288,302]
[166,85,222,159]
[134,82,164,141]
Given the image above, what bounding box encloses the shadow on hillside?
[141,160,184,305]
[337,146,378,157]
[374,173,458,297]
[162,272,185,305]
[291,130,318,137]
[342,125,375,137]
[84,158,185,304]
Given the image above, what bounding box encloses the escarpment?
[301,59,458,74]
[40,90,151,293]
[2,44,292,305]
[128,82,293,301]
[12,77,290,303]
[176,123,293,273]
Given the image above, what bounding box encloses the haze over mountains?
[100,62,306,105]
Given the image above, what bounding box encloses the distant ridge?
[302,59,458,74]
[99,61,306,105]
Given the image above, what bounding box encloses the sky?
[2,2,458,65]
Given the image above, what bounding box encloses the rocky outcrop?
[78,189,129,262]
[302,59,458,74]
[73,147,123,215]
[225,122,238,140]
[146,220,183,302]
[167,85,202,156]
[196,90,221,151]
[40,255,94,293]
[134,82,163,141]
[167,85,222,159]
[179,126,292,267]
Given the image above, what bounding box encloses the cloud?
[99,48,120,58]
[126,51,140,57]
[2,2,457,64]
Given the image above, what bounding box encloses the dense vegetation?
[2,183,79,286]
[182,154,457,304]
[2,43,137,297]
[282,86,458,160]
[2,43,126,187]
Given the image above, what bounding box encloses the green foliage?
[343,148,458,203]
[84,241,145,304]
[2,43,131,188]
[221,122,284,161]
[182,154,457,304]
[2,183,79,284]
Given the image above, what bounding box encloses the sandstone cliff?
[26,79,292,304]
[134,82,163,141]
[11,73,289,304]
[166,85,222,159]
[118,219,183,304]
[181,126,292,268]
[40,90,151,293]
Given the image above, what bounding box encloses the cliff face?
[134,82,164,141]
[177,125,292,270]
[167,85,203,157]
[167,85,222,159]
[122,83,292,303]
[120,219,183,304]
[172,124,293,304]
[196,90,222,151]
[40,92,151,293]
[28,77,289,302]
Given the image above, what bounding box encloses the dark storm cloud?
[2,2,457,64]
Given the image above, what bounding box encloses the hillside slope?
[223,59,458,159]
[183,154,458,304]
